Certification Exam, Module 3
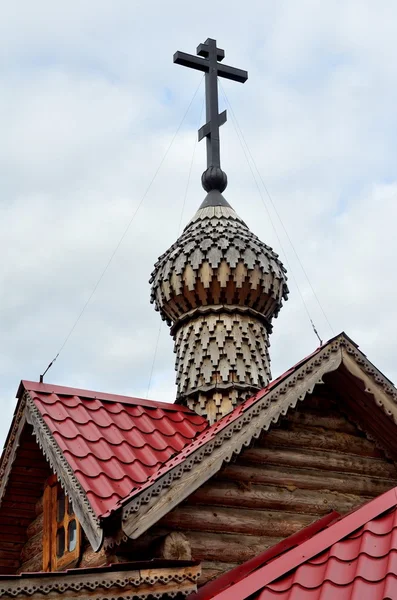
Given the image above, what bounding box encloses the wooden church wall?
[127,391,397,585]
[0,425,52,574]
[18,489,112,573]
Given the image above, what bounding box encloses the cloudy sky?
[1,0,397,446]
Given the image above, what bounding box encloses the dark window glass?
[68,520,77,552]
[67,499,74,516]
[56,527,65,557]
[57,490,65,522]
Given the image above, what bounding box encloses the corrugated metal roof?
[201,486,397,600]
[256,503,397,599]
[20,381,207,518]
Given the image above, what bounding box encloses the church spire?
[174,38,247,196]
[150,39,288,423]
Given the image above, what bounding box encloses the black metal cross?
[174,38,248,170]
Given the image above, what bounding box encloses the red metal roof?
[107,341,329,513]
[17,334,357,521]
[18,340,329,520]
[199,486,397,600]
[20,381,207,518]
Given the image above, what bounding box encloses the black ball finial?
[202,166,228,193]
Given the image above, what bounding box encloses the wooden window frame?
[43,475,81,571]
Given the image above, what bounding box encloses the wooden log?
[27,513,44,539]
[261,428,384,457]
[160,506,315,538]
[189,482,369,515]
[0,504,36,519]
[18,551,43,573]
[79,545,108,569]
[283,409,357,434]
[187,531,281,563]
[199,561,237,586]
[241,446,397,478]
[0,532,27,544]
[35,495,44,516]
[0,558,22,572]
[156,532,192,560]
[20,533,43,563]
[219,464,393,496]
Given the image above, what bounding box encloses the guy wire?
[220,80,333,338]
[39,76,204,382]
[146,94,205,398]
[219,81,325,346]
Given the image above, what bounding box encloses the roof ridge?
[19,380,202,413]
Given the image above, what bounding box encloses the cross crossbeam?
[174,38,248,171]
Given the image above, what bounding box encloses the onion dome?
[151,38,288,422]
[150,187,288,423]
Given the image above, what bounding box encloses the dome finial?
[201,166,228,193]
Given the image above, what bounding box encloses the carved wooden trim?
[0,563,200,598]
[24,392,103,551]
[0,397,26,508]
[121,343,343,540]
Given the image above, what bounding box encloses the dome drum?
[150,201,288,422]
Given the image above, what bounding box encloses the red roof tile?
[17,334,351,521]
[20,381,207,518]
[198,486,397,600]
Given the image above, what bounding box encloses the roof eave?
[22,389,104,551]
[120,336,345,540]
[0,561,201,599]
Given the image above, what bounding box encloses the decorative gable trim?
[0,397,26,507]
[0,562,200,599]
[24,392,103,551]
[120,332,397,542]
[121,339,343,540]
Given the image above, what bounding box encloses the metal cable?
[40,76,204,381]
[220,80,334,337]
[219,81,324,345]
[146,95,205,398]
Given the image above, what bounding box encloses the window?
[43,476,81,571]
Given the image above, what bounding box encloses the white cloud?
[1,0,397,445]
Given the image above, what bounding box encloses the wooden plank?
[241,446,397,478]
[189,481,369,515]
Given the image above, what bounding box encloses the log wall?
[130,391,397,585]
[18,495,112,573]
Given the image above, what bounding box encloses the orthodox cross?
[174,38,248,172]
